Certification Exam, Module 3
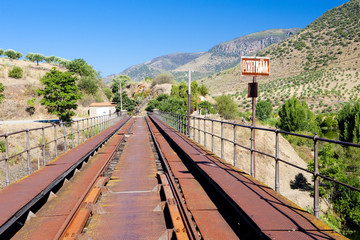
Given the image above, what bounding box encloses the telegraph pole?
[188,70,191,137]
[120,80,123,112]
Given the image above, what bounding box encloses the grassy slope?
[0,58,105,121]
[201,0,360,114]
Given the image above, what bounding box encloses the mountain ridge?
[103,28,300,83]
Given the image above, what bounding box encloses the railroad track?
[0,116,347,239]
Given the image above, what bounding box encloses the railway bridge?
[0,115,348,239]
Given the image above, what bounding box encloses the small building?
[89,102,117,117]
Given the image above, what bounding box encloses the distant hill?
[103,28,300,83]
[201,0,360,114]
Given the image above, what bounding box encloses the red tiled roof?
[89,102,116,107]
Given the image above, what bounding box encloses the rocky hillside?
[104,28,300,83]
[176,28,300,73]
[201,0,360,114]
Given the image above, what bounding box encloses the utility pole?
[188,70,191,137]
[120,80,123,111]
[118,78,123,115]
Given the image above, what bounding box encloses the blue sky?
[0,0,349,77]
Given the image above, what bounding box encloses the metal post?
[5,134,9,186]
[26,129,31,175]
[221,122,224,159]
[314,134,320,219]
[71,121,74,149]
[198,118,201,144]
[63,123,67,152]
[188,116,191,138]
[251,76,257,178]
[42,127,46,166]
[204,118,207,148]
[250,126,255,177]
[87,119,90,139]
[54,124,58,158]
[90,118,93,137]
[275,129,280,193]
[82,120,85,142]
[188,70,191,137]
[193,117,196,140]
[233,125,237,166]
[77,121,80,146]
[211,120,214,153]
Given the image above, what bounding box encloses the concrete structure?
[89,102,117,117]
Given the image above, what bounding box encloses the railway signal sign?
[241,56,270,178]
[241,57,270,76]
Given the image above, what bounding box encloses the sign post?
[241,57,270,178]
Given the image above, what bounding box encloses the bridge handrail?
[154,111,360,219]
[0,114,125,187]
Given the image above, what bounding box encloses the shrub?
[256,100,273,121]
[151,73,174,87]
[278,97,318,132]
[215,95,239,120]
[8,66,23,79]
[337,102,360,143]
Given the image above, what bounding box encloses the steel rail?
[149,115,265,239]
[0,117,131,237]
[145,117,200,240]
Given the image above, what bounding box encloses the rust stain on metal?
[150,115,348,240]
[6,117,133,239]
[85,118,168,239]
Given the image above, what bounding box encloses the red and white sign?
[241,57,270,76]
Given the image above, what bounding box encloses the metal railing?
[156,111,360,219]
[0,114,124,187]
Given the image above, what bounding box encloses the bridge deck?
[0,116,348,240]
[85,117,168,239]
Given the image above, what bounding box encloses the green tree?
[32,53,45,65]
[45,56,56,63]
[113,92,137,112]
[4,49,20,60]
[215,95,239,119]
[0,83,4,103]
[8,66,23,79]
[278,97,318,132]
[199,101,216,114]
[77,76,99,95]
[15,51,23,59]
[256,100,273,121]
[0,49,3,56]
[25,53,34,61]
[198,84,209,96]
[104,88,113,101]
[111,75,131,94]
[337,102,360,143]
[66,59,96,77]
[308,144,360,228]
[37,68,82,122]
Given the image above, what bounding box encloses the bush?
[104,88,113,101]
[337,102,360,143]
[0,83,4,103]
[8,66,23,79]
[77,76,99,95]
[278,97,318,132]
[215,95,239,120]
[151,73,174,87]
[256,100,273,121]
